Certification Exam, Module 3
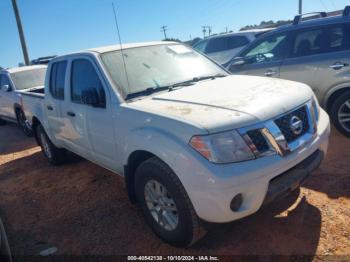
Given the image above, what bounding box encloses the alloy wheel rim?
[40,133,52,159]
[144,180,179,231]
[338,99,350,133]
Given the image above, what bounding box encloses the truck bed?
[19,88,45,128]
[18,87,45,99]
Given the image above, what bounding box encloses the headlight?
[311,96,320,122]
[189,130,255,164]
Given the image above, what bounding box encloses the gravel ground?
[0,123,349,258]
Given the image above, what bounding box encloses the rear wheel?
[16,108,32,136]
[135,157,206,247]
[330,91,350,137]
[0,118,6,126]
[36,125,66,165]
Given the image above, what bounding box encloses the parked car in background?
[21,42,329,247]
[31,55,57,65]
[193,28,274,66]
[228,6,350,137]
[0,65,47,135]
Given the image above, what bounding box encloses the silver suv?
[193,29,273,66]
[228,7,350,137]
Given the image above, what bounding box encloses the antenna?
[112,2,131,94]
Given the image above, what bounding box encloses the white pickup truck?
[21,42,330,247]
[0,65,47,135]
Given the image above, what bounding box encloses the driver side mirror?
[228,57,246,72]
[81,88,100,107]
[1,85,12,92]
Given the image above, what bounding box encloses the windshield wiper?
[192,73,227,82]
[125,74,228,100]
[168,73,227,92]
[125,86,169,100]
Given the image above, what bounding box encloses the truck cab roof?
[1,65,47,75]
[49,41,179,63]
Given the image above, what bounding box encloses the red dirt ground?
[0,123,349,258]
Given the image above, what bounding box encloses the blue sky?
[1,0,349,68]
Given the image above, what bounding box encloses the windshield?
[100,44,227,98]
[10,68,47,90]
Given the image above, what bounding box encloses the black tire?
[0,118,6,126]
[135,157,206,247]
[330,91,350,137]
[36,124,66,165]
[15,108,32,136]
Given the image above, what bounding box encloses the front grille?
[274,106,310,143]
[247,129,269,153]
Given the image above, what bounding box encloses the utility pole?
[202,26,206,38]
[298,0,303,14]
[202,26,212,38]
[11,0,30,65]
[160,25,168,40]
[208,26,212,36]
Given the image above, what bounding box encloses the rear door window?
[50,62,67,100]
[292,29,325,57]
[290,23,350,58]
[326,23,350,52]
[206,36,249,53]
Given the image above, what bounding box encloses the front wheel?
[36,125,66,165]
[16,109,32,136]
[135,157,206,247]
[330,91,350,137]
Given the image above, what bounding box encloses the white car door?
[0,74,16,119]
[44,60,68,144]
[64,57,116,168]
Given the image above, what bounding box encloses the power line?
[319,0,329,11]
[328,0,336,10]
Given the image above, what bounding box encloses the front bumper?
[262,149,323,206]
[175,109,330,223]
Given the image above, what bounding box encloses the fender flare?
[123,126,192,203]
[322,84,350,110]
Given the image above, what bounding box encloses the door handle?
[47,105,53,111]
[67,111,76,117]
[329,62,349,70]
[264,70,277,77]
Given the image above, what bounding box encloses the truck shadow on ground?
[302,130,350,199]
[303,167,350,199]
[0,151,321,257]
[0,123,37,155]
[196,195,321,259]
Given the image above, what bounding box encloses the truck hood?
[128,75,313,133]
